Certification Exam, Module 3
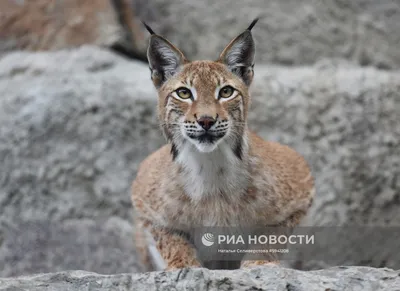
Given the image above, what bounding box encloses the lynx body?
[131,19,314,270]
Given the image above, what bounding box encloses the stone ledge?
[0,266,399,291]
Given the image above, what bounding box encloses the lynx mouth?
[188,132,225,144]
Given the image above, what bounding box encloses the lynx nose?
[196,115,216,131]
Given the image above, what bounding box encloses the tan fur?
[131,29,314,271]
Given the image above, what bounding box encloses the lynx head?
[144,19,258,158]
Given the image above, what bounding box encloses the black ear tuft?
[144,23,187,89]
[218,20,257,86]
[141,21,156,35]
[247,18,259,31]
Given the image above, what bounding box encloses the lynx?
[131,19,314,271]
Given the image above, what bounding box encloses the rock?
[0,47,160,224]
[0,47,161,276]
[134,0,400,69]
[0,0,120,50]
[249,61,400,228]
[250,60,400,270]
[0,217,144,277]
[0,47,399,275]
[0,0,146,58]
[0,266,399,290]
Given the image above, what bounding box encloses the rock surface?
[250,61,400,228]
[0,47,160,276]
[0,217,144,277]
[0,266,399,291]
[0,47,399,276]
[3,1,400,69]
[0,0,120,50]
[135,0,400,69]
[0,0,146,58]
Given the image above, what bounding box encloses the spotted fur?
[132,20,314,271]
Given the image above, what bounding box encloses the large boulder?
[0,0,147,58]
[0,47,161,276]
[250,61,400,227]
[0,217,144,277]
[0,47,399,276]
[134,0,400,69]
[0,266,399,291]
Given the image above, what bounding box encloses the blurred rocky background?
[0,0,399,279]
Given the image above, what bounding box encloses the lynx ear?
[218,18,258,86]
[143,22,187,88]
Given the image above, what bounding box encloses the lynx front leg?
[150,227,201,271]
[240,249,280,269]
[134,219,201,271]
[241,260,279,269]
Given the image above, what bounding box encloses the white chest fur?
[176,141,249,202]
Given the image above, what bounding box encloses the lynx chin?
[131,18,315,271]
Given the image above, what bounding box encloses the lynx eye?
[176,87,192,99]
[219,86,234,99]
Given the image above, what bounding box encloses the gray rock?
[251,60,400,270]
[0,47,399,276]
[0,217,144,277]
[0,47,162,276]
[250,61,400,228]
[134,0,400,69]
[0,266,399,291]
[0,47,161,225]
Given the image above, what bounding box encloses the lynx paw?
[241,260,279,269]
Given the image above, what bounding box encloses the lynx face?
[145,20,257,157]
[158,61,251,153]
